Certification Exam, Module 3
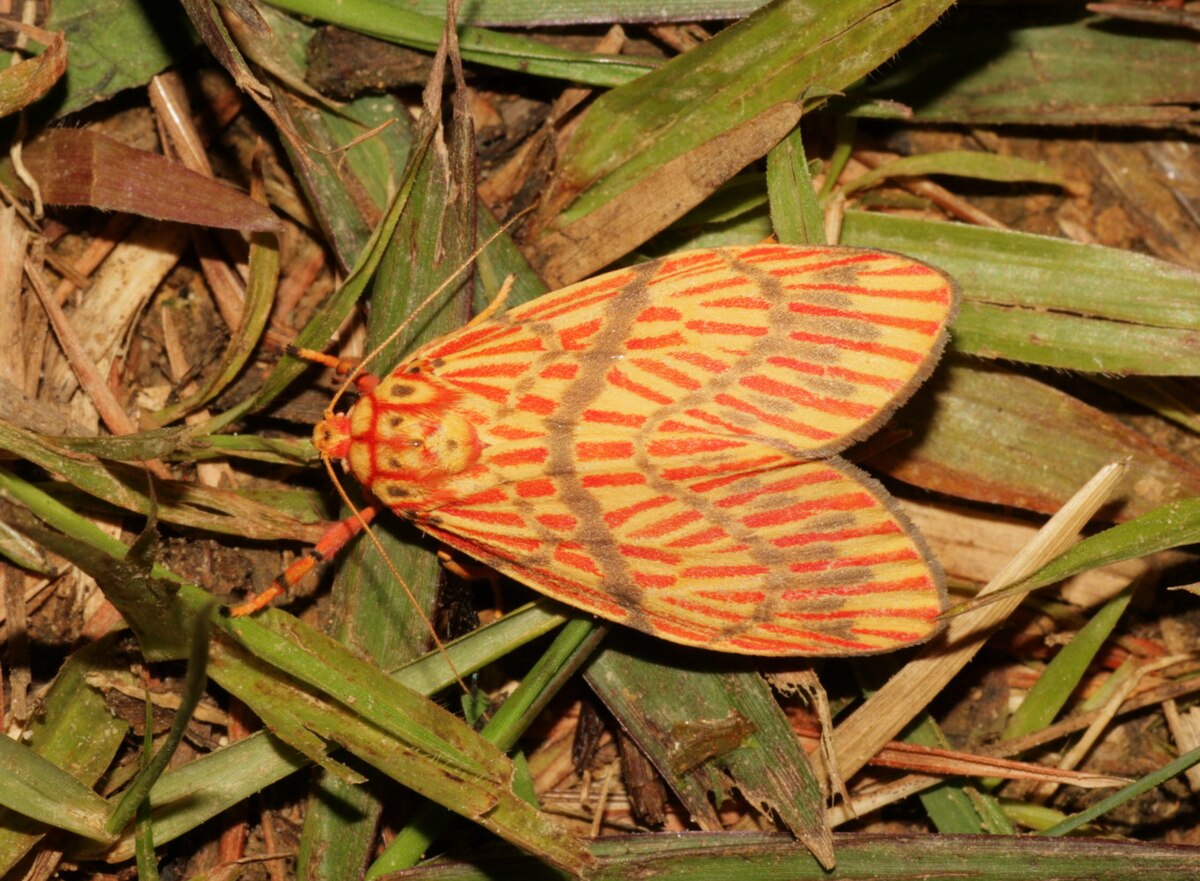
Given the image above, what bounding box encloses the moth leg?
[287,346,378,394]
[228,506,380,616]
[436,547,495,581]
[462,274,515,329]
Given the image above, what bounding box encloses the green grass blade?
[585,640,833,867]
[147,220,280,426]
[106,607,214,836]
[955,302,1200,376]
[555,0,953,226]
[204,122,437,430]
[866,11,1200,127]
[40,0,195,117]
[256,5,415,267]
[370,618,606,877]
[0,734,112,840]
[211,615,594,875]
[1042,744,1200,838]
[1014,499,1200,596]
[80,731,307,862]
[842,150,1066,195]
[0,637,128,875]
[842,211,1200,374]
[262,0,655,87]
[0,420,327,543]
[94,603,569,862]
[1003,589,1133,742]
[536,0,954,281]
[767,128,825,245]
[2,468,591,873]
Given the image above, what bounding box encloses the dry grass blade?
[823,461,1129,783]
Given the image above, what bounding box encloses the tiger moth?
[250,244,958,657]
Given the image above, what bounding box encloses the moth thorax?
[350,406,479,488]
[421,411,478,475]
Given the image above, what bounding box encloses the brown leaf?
[535,102,801,287]
[22,129,282,232]
[874,362,1200,521]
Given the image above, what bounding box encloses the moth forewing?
[309,244,958,656]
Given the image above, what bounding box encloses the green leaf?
[585,639,833,868]
[0,637,128,876]
[1003,589,1133,742]
[1043,744,1200,837]
[212,612,595,875]
[255,5,416,267]
[262,0,656,87]
[147,221,280,427]
[40,0,196,117]
[0,734,112,841]
[1018,498,1200,595]
[841,212,1200,375]
[870,362,1200,520]
[370,618,606,878]
[767,129,826,245]
[540,0,954,281]
[0,420,327,543]
[841,150,1066,195]
[866,12,1200,126]
[955,302,1200,376]
[91,602,569,863]
[106,607,214,836]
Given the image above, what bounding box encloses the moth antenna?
[311,218,532,695]
[327,205,536,417]
[322,454,470,695]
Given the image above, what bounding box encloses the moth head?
[312,413,352,460]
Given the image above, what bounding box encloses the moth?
[296,244,957,656]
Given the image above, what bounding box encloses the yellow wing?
[376,245,956,656]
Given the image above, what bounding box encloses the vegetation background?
[1,0,1199,878]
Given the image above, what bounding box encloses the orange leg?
[436,548,497,581]
[228,506,380,616]
[288,346,378,394]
